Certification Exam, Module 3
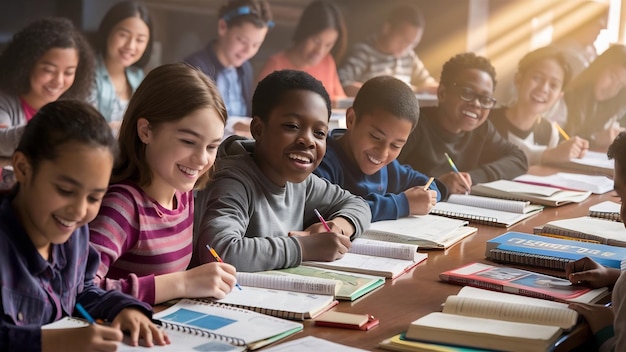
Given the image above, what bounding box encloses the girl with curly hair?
[0,17,95,157]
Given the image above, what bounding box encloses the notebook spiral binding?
[589,211,622,222]
[540,226,609,244]
[430,209,499,226]
[488,248,572,270]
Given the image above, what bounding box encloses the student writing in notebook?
[89,64,237,305]
[397,52,528,195]
[565,131,626,351]
[314,75,442,221]
[193,70,371,272]
[489,46,589,166]
[0,101,167,351]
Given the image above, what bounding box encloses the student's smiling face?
[251,90,329,186]
[437,68,495,134]
[343,108,413,175]
[298,28,338,67]
[106,16,150,68]
[12,142,113,256]
[515,58,565,115]
[27,47,79,107]
[217,20,268,68]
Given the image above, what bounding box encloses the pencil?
[554,122,570,140]
[75,303,96,324]
[206,245,242,290]
[443,152,471,192]
[423,177,435,191]
[314,208,332,232]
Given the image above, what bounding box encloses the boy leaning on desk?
[565,131,626,351]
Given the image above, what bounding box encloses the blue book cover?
[486,231,626,270]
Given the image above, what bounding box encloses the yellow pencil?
[554,122,570,141]
[423,177,435,191]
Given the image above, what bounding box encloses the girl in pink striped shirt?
[89,63,237,304]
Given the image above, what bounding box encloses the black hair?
[16,100,115,174]
[292,0,347,60]
[385,3,424,29]
[95,0,153,68]
[440,52,497,89]
[568,44,626,93]
[219,0,273,29]
[518,46,572,89]
[353,76,419,130]
[252,69,331,122]
[0,17,95,101]
[608,131,626,177]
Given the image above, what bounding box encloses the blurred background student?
[257,0,347,103]
[0,17,94,157]
[184,0,272,139]
[91,0,152,132]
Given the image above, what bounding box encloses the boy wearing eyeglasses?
[397,52,528,195]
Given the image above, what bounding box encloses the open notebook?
[361,214,477,249]
[552,150,614,177]
[538,215,626,247]
[430,194,543,227]
[514,172,614,194]
[471,180,591,206]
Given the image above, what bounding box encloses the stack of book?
[536,216,626,247]
[471,180,591,206]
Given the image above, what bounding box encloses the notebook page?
[447,194,531,213]
[350,238,418,260]
[515,173,613,194]
[236,272,337,296]
[366,214,467,242]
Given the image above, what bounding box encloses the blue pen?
[75,302,96,324]
[206,245,242,291]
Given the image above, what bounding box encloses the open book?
[361,214,477,249]
[471,180,592,206]
[439,262,609,303]
[154,299,303,350]
[403,287,575,352]
[214,273,338,320]
[257,266,385,301]
[304,238,427,279]
[514,172,614,194]
[430,194,543,227]
[538,216,626,247]
[486,231,626,271]
[552,150,614,177]
[588,200,622,222]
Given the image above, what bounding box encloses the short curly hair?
[439,52,497,89]
[608,131,626,177]
[0,17,95,101]
[252,69,331,123]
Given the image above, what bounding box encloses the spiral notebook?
[153,298,303,350]
[588,200,622,222]
[430,194,543,227]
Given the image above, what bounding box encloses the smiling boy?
[315,75,442,222]
[193,69,371,272]
[397,52,528,195]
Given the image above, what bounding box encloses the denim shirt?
[0,192,152,352]
[91,56,144,123]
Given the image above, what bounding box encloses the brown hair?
[114,63,227,189]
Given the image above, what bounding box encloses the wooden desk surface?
[269,190,617,351]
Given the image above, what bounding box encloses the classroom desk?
[266,189,616,351]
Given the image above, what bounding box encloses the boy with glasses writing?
[397,52,528,195]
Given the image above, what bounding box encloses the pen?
[314,208,332,232]
[75,302,96,324]
[206,245,242,290]
[423,177,435,191]
[554,122,570,141]
[444,152,471,192]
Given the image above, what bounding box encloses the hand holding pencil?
[442,153,472,195]
[404,177,438,215]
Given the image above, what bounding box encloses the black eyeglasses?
[451,83,497,109]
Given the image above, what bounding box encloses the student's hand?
[568,302,613,335]
[42,324,123,352]
[296,232,352,262]
[404,186,437,215]
[541,137,589,164]
[183,262,237,299]
[112,308,169,347]
[439,171,472,195]
[565,257,620,288]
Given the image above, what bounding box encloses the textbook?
[43,317,249,352]
[588,200,622,221]
[153,299,303,350]
[538,216,626,247]
[304,238,428,279]
[257,266,385,301]
[486,231,626,270]
[380,333,487,352]
[215,275,338,320]
[439,262,609,303]
[514,172,614,194]
[430,194,543,227]
[263,336,369,352]
[552,150,614,177]
[402,286,579,352]
[361,214,478,249]
[471,179,592,206]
